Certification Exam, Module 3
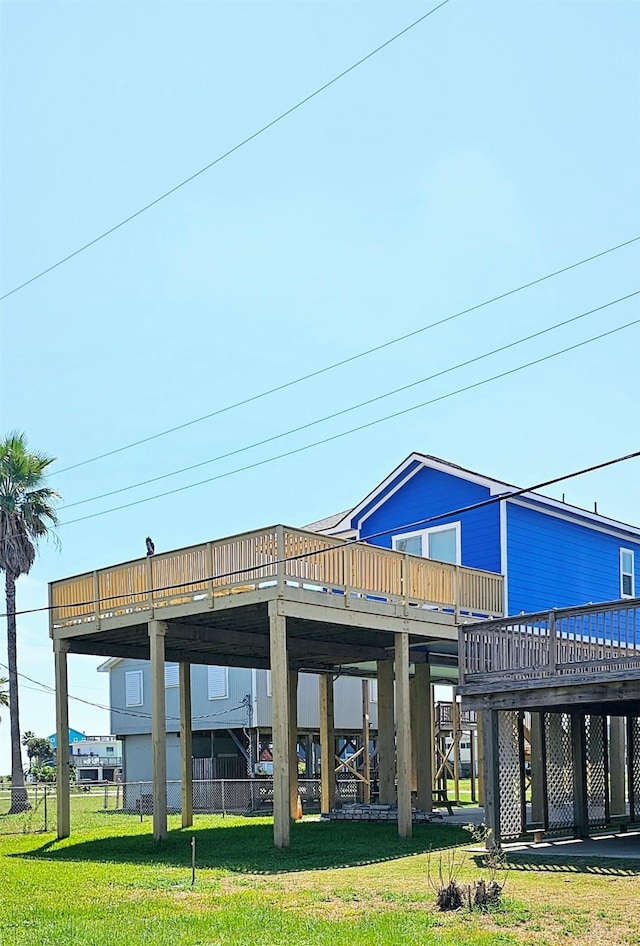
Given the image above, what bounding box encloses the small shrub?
[436,880,465,911]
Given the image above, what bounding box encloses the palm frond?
[0,432,61,577]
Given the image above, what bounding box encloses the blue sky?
[0,1,639,770]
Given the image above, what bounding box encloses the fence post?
[103,782,108,809]
[44,785,48,833]
[139,782,143,822]
[221,779,226,818]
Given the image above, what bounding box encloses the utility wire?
[59,315,640,526]
[62,291,640,509]
[2,661,248,723]
[0,2,450,303]
[49,235,640,477]
[3,450,638,620]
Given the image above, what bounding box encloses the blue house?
[48,727,86,749]
[308,453,639,615]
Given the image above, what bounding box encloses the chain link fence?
[0,778,362,835]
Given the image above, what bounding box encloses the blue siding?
[350,459,422,530]
[359,466,501,574]
[506,501,640,614]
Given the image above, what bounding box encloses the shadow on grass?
[16,820,467,875]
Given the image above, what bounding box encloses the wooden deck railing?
[434,702,477,727]
[49,525,504,630]
[459,598,640,686]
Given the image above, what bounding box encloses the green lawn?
[1,814,639,946]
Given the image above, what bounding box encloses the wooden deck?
[458,598,640,712]
[49,525,503,671]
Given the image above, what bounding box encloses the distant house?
[100,452,638,786]
[98,659,381,785]
[49,730,122,783]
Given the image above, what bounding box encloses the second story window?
[620,549,635,598]
[164,663,179,687]
[125,670,143,707]
[393,523,460,565]
[207,665,228,700]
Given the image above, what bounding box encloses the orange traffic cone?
[296,794,303,821]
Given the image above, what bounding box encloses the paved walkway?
[440,807,640,860]
[502,830,640,860]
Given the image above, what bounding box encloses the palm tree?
[0,676,8,712]
[0,433,60,812]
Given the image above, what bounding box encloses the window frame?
[620,548,635,599]
[125,670,143,707]
[392,521,461,565]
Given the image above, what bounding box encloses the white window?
[125,670,143,707]
[620,549,635,598]
[392,522,461,565]
[164,663,179,687]
[207,665,228,700]
[369,679,378,703]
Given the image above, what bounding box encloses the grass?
[2,815,640,946]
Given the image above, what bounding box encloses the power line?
[59,315,640,526]
[61,291,640,510]
[3,450,638,620]
[2,661,249,723]
[0,2,450,303]
[49,235,640,477]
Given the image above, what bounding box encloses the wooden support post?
[452,698,461,804]
[149,620,168,841]
[377,659,395,805]
[482,710,500,848]
[304,734,313,777]
[319,673,335,813]
[410,677,418,794]
[395,631,412,839]
[571,713,588,839]
[54,640,70,840]
[179,662,193,828]
[609,716,626,818]
[469,724,476,803]
[430,684,436,798]
[269,600,290,849]
[289,669,299,820]
[476,711,485,807]
[414,662,432,812]
[362,680,371,804]
[530,712,545,827]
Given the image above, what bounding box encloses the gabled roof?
[303,509,352,534]
[324,453,640,538]
[97,658,121,672]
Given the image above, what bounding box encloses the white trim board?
[507,498,640,542]
[499,499,509,614]
[354,463,425,534]
[331,452,640,539]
